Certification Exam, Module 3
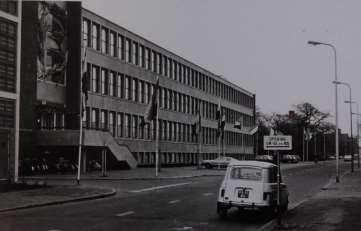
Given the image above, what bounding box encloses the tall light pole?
[308,40,340,182]
[333,81,354,172]
[352,109,361,168]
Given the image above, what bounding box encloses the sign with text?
[264,135,292,150]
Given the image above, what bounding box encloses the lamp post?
[308,40,340,182]
[352,110,361,168]
[333,81,354,172]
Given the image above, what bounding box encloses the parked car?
[255,155,274,163]
[201,156,236,169]
[344,155,352,162]
[217,160,289,218]
[282,155,299,163]
[328,155,336,160]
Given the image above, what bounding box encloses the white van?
[217,160,288,218]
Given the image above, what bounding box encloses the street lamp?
[352,110,361,168]
[308,40,340,182]
[333,80,354,172]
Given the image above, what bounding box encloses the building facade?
[20,2,255,171]
[0,0,21,181]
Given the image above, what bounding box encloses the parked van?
[217,160,288,218]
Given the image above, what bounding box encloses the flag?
[234,117,243,130]
[81,48,88,117]
[217,114,226,138]
[216,100,221,120]
[304,128,312,141]
[191,109,201,137]
[249,125,258,135]
[143,77,159,124]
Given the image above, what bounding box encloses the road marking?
[203,192,214,196]
[116,211,135,217]
[168,199,180,204]
[129,182,191,193]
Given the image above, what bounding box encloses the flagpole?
[155,81,159,177]
[197,113,202,169]
[77,46,86,184]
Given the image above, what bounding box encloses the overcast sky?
[82,0,361,135]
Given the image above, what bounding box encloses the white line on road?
[168,199,180,204]
[129,182,192,193]
[203,193,214,196]
[116,211,135,217]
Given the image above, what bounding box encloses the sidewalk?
[271,167,361,231]
[24,161,318,181]
[0,183,116,213]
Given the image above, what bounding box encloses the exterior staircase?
[35,129,137,168]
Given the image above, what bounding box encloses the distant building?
[20,1,256,172]
[0,0,21,182]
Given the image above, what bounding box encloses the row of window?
[82,17,254,109]
[0,17,17,93]
[0,0,18,16]
[0,97,14,128]
[87,63,254,125]
[35,111,65,130]
[83,107,253,146]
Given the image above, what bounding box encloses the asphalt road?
[0,161,349,231]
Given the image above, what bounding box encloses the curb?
[0,188,116,213]
[257,169,351,231]
[23,163,321,182]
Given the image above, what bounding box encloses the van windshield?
[230,167,262,181]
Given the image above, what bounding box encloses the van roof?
[228,160,277,168]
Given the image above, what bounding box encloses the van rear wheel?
[217,204,228,219]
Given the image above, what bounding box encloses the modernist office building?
[20,1,255,170]
[0,0,21,181]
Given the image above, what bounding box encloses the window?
[0,0,17,16]
[124,114,131,138]
[109,112,115,135]
[132,115,138,138]
[167,58,171,78]
[139,45,144,67]
[173,61,177,80]
[110,31,116,57]
[145,47,150,70]
[0,97,14,128]
[117,113,123,137]
[117,74,124,98]
[151,50,156,72]
[125,38,131,63]
[92,23,100,50]
[109,71,115,96]
[132,41,138,65]
[91,66,99,93]
[231,167,262,181]
[157,53,162,75]
[101,69,107,95]
[145,82,149,104]
[100,110,107,130]
[0,18,16,93]
[132,78,138,102]
[118,35,124,60]
[125,76,132,100]
[139,80,145,103]
[91,109,99,129]
[82,18,91,47]
[101,27,108,54]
